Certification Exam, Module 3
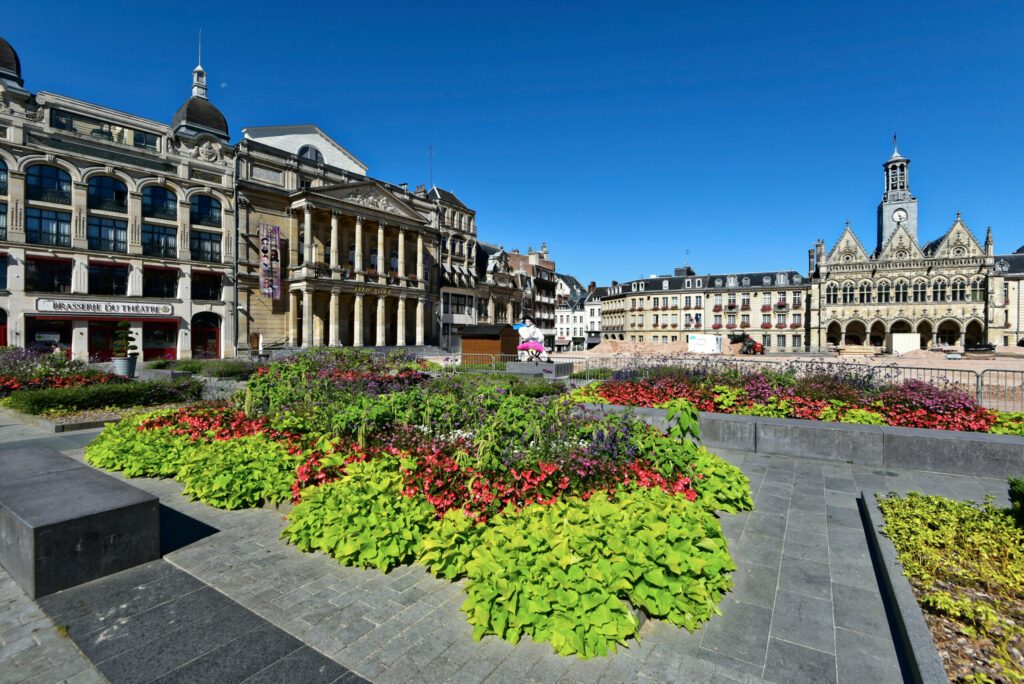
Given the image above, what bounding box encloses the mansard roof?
[428,186,470,211]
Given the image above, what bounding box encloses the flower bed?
[0,347,117,396]
[878,490,1024,682]
[85,350,754,658]
[573,364,1017,434]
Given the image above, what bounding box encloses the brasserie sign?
[36,299,174,316]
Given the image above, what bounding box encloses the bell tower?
[876,137,918,253]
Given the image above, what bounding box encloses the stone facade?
[0,38,236,361]
[601,269,809,350]
[809,145,1004,349]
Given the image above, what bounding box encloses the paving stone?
[731,531,784,568]
[151,622,303,683]
[777,557,831,600]
[834,627,902,684]
[786,508,828,534]
[782,529,829,563]
[729,562,779,609]
[762,638,836,684]
[742,512,787,539]
[788,493,827,512]
[768,589,834,654]
[241,646,349,683]
[823,477,857,493]
[825,504,863,530]
[699,598,772,667]
[831,583,890,634]
[752,493,790,515]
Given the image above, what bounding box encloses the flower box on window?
[775,322,787,329]
[761,323,772,329]
[775,302,788,310]
[711,323,723,330]
[740,304,750,311]
[761,305,772,312]
[740,321,749,328]
[726,323,737,329]
[712,305,722,312]
[789,322,801,329]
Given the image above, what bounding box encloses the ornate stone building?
[809,144,1004,349]
[0,35,236,360]
[234,126,441,350]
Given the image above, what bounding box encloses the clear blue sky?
[7,1,1024,284]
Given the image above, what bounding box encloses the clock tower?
[876,140,918,254]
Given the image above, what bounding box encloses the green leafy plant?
[112,321,138,358]
[1010,477,1024,528]
[177,435,300,509]
[6,379,202,415]
[839,408,886,425]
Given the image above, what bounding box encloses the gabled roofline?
[242,124,367,173]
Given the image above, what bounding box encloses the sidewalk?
[0,412,1010,682]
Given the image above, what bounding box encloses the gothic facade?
[809,145,1005,349]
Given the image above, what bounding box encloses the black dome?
[172,96,228,138]
[0,36,23,86]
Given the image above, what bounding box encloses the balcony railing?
[87,197,128,213]
[143,207,177,221]
[775,302,788,311]
[27,232,72,247]
[190,211,222,228]
[725,303,737,311]
[26,187,71,204]
[142,243,177,258]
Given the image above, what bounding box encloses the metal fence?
[420,352,1024,413]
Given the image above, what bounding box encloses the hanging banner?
[258,223,281,300]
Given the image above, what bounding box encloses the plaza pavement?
[0,414,1010,683]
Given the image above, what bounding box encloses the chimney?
[611,280,619,287]
[588,281,596,294]
[414,184,426,197]
[399,183,408,192]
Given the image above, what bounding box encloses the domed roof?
[0,36,24,86]
[172,96,228,138]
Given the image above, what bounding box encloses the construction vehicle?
[727,332,764,355]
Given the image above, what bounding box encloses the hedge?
[6,378,204,415]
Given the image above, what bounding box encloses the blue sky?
[6,1,1024,284]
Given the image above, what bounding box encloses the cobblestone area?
[0,569,106,684]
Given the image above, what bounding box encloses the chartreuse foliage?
[282,455,738,658]
[879,492,1024,682]
[461,488,733,657]
[85,413,301,510]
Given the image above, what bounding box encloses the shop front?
[31,298,179,362]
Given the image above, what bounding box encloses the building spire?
[890,131,904,159]
[191,30,207,100]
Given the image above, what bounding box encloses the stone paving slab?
[2,415,1013,683]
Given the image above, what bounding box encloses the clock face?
[892,209,908,223]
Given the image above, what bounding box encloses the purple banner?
[258,224,281,300]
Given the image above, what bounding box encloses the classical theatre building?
[0,36,237,360]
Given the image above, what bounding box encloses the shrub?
[177,435,300,509]
[6,378,203,415]
[1010,477,1024,528]
[990,412,1024,436]
[145,358,174,369]
[198,360,258,380]
[85,414,194,477]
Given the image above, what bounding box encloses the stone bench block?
[753,418,884,466]
[505,361,574,378]
[0,447,160,598]
[698,412,757,452]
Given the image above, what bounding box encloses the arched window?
[932,280,947,303]
[190,195,221,227]
[0,159,7,195]
[142,186,177,220]
[298,145,324,163]
[894,280,909,303]
[877,282,891,303]
[826,283,839,305]
[912,281,927,303]
[26,164,72,204]
[87,176,128,213]
[841,283,855,304]
[950,279,966,302]
[971,279,986,302]
[859,282,872,304]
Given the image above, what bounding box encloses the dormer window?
[714,278,723,287]
[662,280,668,290]
[777,273,788,285]
[727,275,737,287]
[695,279,702,287]
[741,277,750,286]
[298,145,324,163]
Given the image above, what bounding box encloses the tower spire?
[191,30,207,100]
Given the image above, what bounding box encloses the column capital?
[331,208,345,218]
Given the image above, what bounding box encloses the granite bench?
[0,446,159,598]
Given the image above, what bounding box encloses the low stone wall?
[579,403,1024,479]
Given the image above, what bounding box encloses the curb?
[1,408,120,433]
[859,491,949,684]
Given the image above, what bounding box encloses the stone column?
[416,299,425,346]
[377,222,386,273]
[353,294,364,347]
[288,290,299,347]
[506,300,514,323]
[302,289,313,348]
[396,297,406,346]
[288,210,300,267]
[354,216,364,281]
[416,232,424,288]
[127,192,143,255]
[304,206,314,264]
[338,295,350,345]
[398,227,406,283]
[329,212,340,270]
[376,296,386,346]
[487,296,495,322]
[329,291,340,346]
[126,261,143,296]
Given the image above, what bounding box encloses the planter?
[112,356,138,379]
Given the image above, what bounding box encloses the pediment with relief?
[929,219,981,259]
[825,225,870,264]
[877,224,924,262]
[313,182,427,223]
